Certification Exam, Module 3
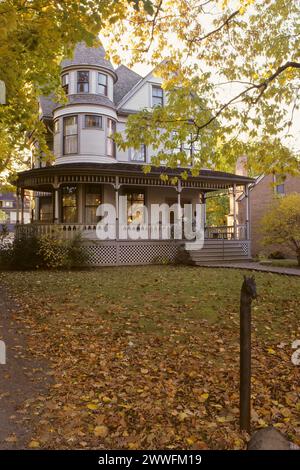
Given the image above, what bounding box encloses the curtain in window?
[63,116,78,154]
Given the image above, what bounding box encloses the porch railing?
[16,223,248,241]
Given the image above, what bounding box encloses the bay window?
[63,116,78,154]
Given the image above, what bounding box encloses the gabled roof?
[39,95,57,118]
[114,65,142,105]
[116,68,161,109]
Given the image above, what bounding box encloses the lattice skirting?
[81,241,181,266]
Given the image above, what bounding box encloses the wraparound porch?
[14,162,254,264]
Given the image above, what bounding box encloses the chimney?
[235,155,248,177]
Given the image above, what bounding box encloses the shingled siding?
[238,174,300,257]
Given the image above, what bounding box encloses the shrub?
[0,231,87,270]
[268,250,286,260]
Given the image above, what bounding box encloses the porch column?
[78,184,84,224]
[16,188,20,224]
[21,188,25,224]
[114,177,120,240]
[245,183,250,240]
[233,184,237,239]
[201,192,206,230]
[176,180,182,239]
[54,187,59,224]
[34,195,40,221]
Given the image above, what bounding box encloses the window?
[77,71,89,93]
[126,191,145,225]
[107,118,116,158]
[85,185,102,224]
[275,175,286,195]
[98,73,108,95]
[62,73,69,94]
[152,85,163,107]
[276,184,285,195]
[39,196,53,222]
[63,116,78,154]
[0,200,13,208]
[54,119,60,134]
[131,145,146,162]
[62,186,77,223]
[84,115,102,129]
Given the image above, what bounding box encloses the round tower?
[53,43,118,165]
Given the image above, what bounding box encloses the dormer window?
[77,71,89,93]
[62,73,69,94]
[98,73,108,96]
[152,85,163,107]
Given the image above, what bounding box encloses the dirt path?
[0,284,51,449]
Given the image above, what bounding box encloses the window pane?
[62,186,77,223]
[98,73,107,85]
[77,71,89,93]
[152,86,163,106]
[85,115,102,128]
[131,145,146,161]
[107,119,116,157]
[63,116,78,154]
[64,135,78,154]
[126,192,145,224]
[62,74,69,94]
[152,86,163,97]
[39,196,53,222]
[85,185,101,224]
[64,116,77,135]
[276,184,285,194]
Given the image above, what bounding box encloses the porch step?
[181,239,251,265]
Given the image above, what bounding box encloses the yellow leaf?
[28,440,40,448]
[200,393,209,402]
[102,396,111,403]
[186,437,195,445]
[267,348,276,355]
[94,425,109,438]
[87,403,98,410]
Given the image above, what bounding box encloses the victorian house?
[15,43,253,265]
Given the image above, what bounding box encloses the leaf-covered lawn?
[1,266,300,449]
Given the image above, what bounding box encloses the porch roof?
[16,162,255,191]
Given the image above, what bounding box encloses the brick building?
[237,170,300,257]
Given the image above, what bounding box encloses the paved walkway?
[199,262,300,276]
[0,286,51,449]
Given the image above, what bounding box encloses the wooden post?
[245,184,250,240]
[21,188,25,224]
[54,188,59,223]
[16,188,20,224]
[240,275,257,433]
[233,183,237,239]
[115,178,119,241]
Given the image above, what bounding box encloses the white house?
[15,43,253,265]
